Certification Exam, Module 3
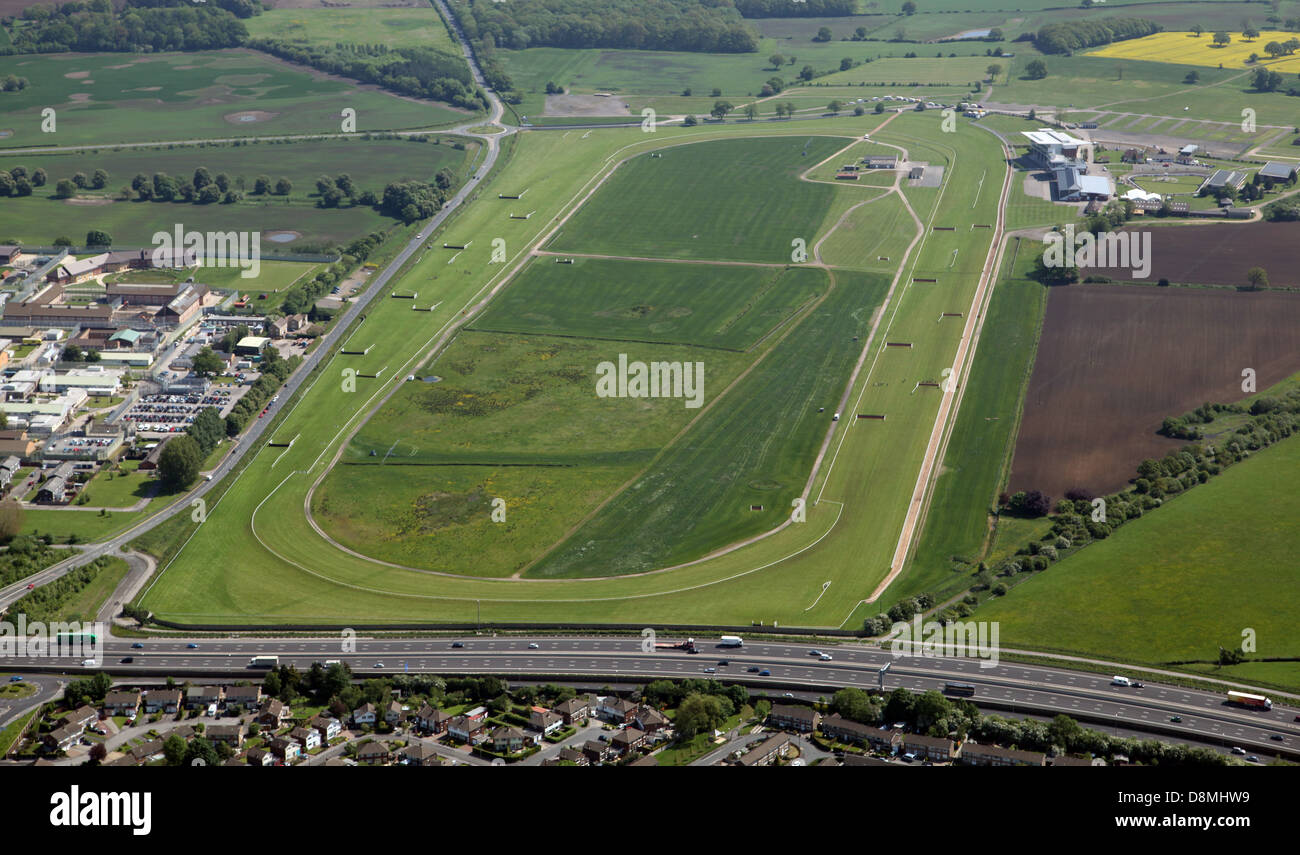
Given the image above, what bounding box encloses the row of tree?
[452,0,759,54]
[1034,17,1161,55]
[7,3,249,54]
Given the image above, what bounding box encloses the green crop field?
[243,7,458,53]
[469,257,826,351]
[0,50,469,150]
[820,56,990,86]
[548,135,847,263]
[974,430,1300,681]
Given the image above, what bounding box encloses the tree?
[91,168,108,189]
[63,344,83,362]
[799,64,815,81]
[157,435,201,490]
[1247,266,1269,290]
[902,0,917,14]
[85,230,111,247]
[1266,41,1285,58]
[814,26,832,42]
[682,114,698,127]
[186,406,225,456]
[986,63,1002,81]
[828,99,843,114]
[32,168,46,187]
[675,692,730,738]
[253,174,271,195]
[743,103,758,120]
[54,179,76,199]
[191,346,225,379]
[1244,25,1260,41]
[710,100,734,120]
[1024,59,1048,80]
[1212,31,1231,47]
[0,499,23,541]
[163,734,187,766]
[1252,66,1283,91]
[182,737,219,767]
[874,101,886,114]
[1184,70,1200,84]
[274,177,292,196]
[840,57,853,71]
[72,172,88,188]
[1191,24,1204,37]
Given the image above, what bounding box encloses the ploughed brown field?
[1008,284,1300,499]
[1089,222,1300,287]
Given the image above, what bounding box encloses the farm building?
[1200,169,1247,194]
[863,156,897,169]
[1257,161,1297,182]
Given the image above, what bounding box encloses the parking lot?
[121,389,241,434]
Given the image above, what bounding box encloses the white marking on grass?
[804,580,832,611]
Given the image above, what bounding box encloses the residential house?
[902,734,958,763]
[581,740,607,765]
[269,736,301,763]
[102,690,141,717]
[290,726,321,753]
[415,705,451,735]
[258,698,290,728]
[596,696,637,725]
[224,685,262,710]
[554,697,589,725]
[554,747,588,767]
[44,723,84,752]
[143,689,182,715]
[186,686,224,709]
[446,715,487,745]
[768,704,820,733]
[737,732,791,767]
[634,705,669,735]
[610,727,647,756]
[490,725,527,754]
[961,743,1046,767]
[400,741,443,767]
[207,724,244,749]
[129,739,165,764]
[529,707,563,736]
[352,702,378,727]
[821,714,899,754]
[311,715,342,743]
[246,747,274,767]
[356,741,390,765]
[384,700,406,725]
[64,705,100,731]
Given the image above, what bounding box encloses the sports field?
[469,258,827,351]
[135,110,1013,626]
[0,50,467,149]
[548,135,846,263]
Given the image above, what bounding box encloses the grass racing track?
[137,111,1015,628]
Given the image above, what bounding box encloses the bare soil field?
[1091,222,1300,288]
[544,93,631,117]
[1008,284,1300,499]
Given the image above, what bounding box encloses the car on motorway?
[1231,746,1246,755]
[1270,734,1285,741]
[1246,755,1260,763]
[120,656,134,664]
[527,643,539,649]
[131,642,144,649]
[717,660,729,666]
[819,653,833,661]
[704,667,716,673]
[8,675,22,682]
[808,649,822,656]
[187,643,199,649]
[373,662,384,668]
[452,642,465,648]
[1132,681,1144,688]
[26,583,33,589]
[758,669,771,676]
[747,666,760,673]
[1169,716,1182,723]
[782,692,794,698]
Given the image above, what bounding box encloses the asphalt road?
[4,635,1296,758]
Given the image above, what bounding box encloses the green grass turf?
[0,50,469,150]
[135,114,1008,626]
[52,556,131,624]
[243,7,458,53]
[884,239,1048,602]
[77,461,158,509]
[23,508,143,543]
[527,269,888,578]
[547,134,848,263]
[102,260,323,298]
[468,257,827,351]
[819,56,991,86]
[973,430,1300,668]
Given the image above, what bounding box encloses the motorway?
[4,635,1297,759]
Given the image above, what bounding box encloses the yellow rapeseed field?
[1089,30,1300,72]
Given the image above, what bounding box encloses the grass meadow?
[0,50,467,150]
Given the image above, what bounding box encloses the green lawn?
[549,135,847,263]
[244,7,459,53]
[0,51,470,150]
[78,461,159,509]
[470,257,827,351]
[975,431,1300,674]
